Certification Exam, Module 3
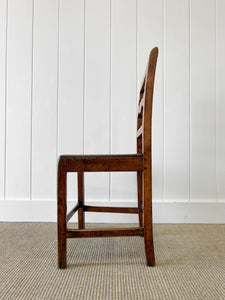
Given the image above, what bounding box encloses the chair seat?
[58,153,144,172]
[59,153,143,159]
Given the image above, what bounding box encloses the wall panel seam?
[109,0,112,202]
[188,0,191,202]
[83,0,86,155]
[162,0,165,202]
[215,0,218,202]
[189,0,192,202]
[30,0,34,201]
[56,0,60,166]
[136,0,138,102]
[3,0,8,201]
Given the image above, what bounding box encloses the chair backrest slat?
[138,97,144,115]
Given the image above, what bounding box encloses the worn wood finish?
[78,172,85,229]
[83,205,138,214]
[57,47,158,268]
[66,227,144,238]
[137,171,143,227]
[137,122,143,228]
[142,48,158,266]
[57,163,67,269]
[59,154,143,172]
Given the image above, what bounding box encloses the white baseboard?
[0,200,224,223]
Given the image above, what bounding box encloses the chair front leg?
[78,172,85,229]
[57,162,67,269]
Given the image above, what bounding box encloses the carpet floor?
[0,223,224,300]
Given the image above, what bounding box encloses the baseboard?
[0,200,224,223]
[0,200,225,224]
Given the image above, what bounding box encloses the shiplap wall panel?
[190,0,216,201]
[111,0,137,202]
[58,0,84,201]
[32,0,58,200]
[138,0,163,202]
[217,0,225,201]
[0,0,225,217]
[0,0,7,199]
[164,0,190,201]
[6,0,32,200]
[84,0,110,201]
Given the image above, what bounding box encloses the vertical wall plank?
[6,0,32,200]
[58,0,84,201]
[111,0,137,202]
[138,0,163,202]
[32,0,58,200]
[190,0,216,201]
[84,0,110,201]
[164,0,189,201]
[217,0,225,201]
[0,0,7,199]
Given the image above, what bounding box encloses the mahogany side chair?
[57,47,158,269]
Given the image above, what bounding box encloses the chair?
[57,47,158,269]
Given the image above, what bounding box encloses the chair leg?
[57,165,67,269]
[137,171,143,227]
[78,172,85,229]
[143,169,155,266]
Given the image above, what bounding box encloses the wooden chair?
[57,47,158,269]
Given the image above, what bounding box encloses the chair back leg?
[143,167,155,266]
[78,172,85,229]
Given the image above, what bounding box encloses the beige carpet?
[0,223,224,300]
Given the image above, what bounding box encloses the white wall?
[0,0,224,223]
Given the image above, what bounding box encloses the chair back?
[137,47,158,157]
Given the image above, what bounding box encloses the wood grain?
[83,205,138,214]
[59,154,143,172]
[78,172,85,229]
[66,227,143,238]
